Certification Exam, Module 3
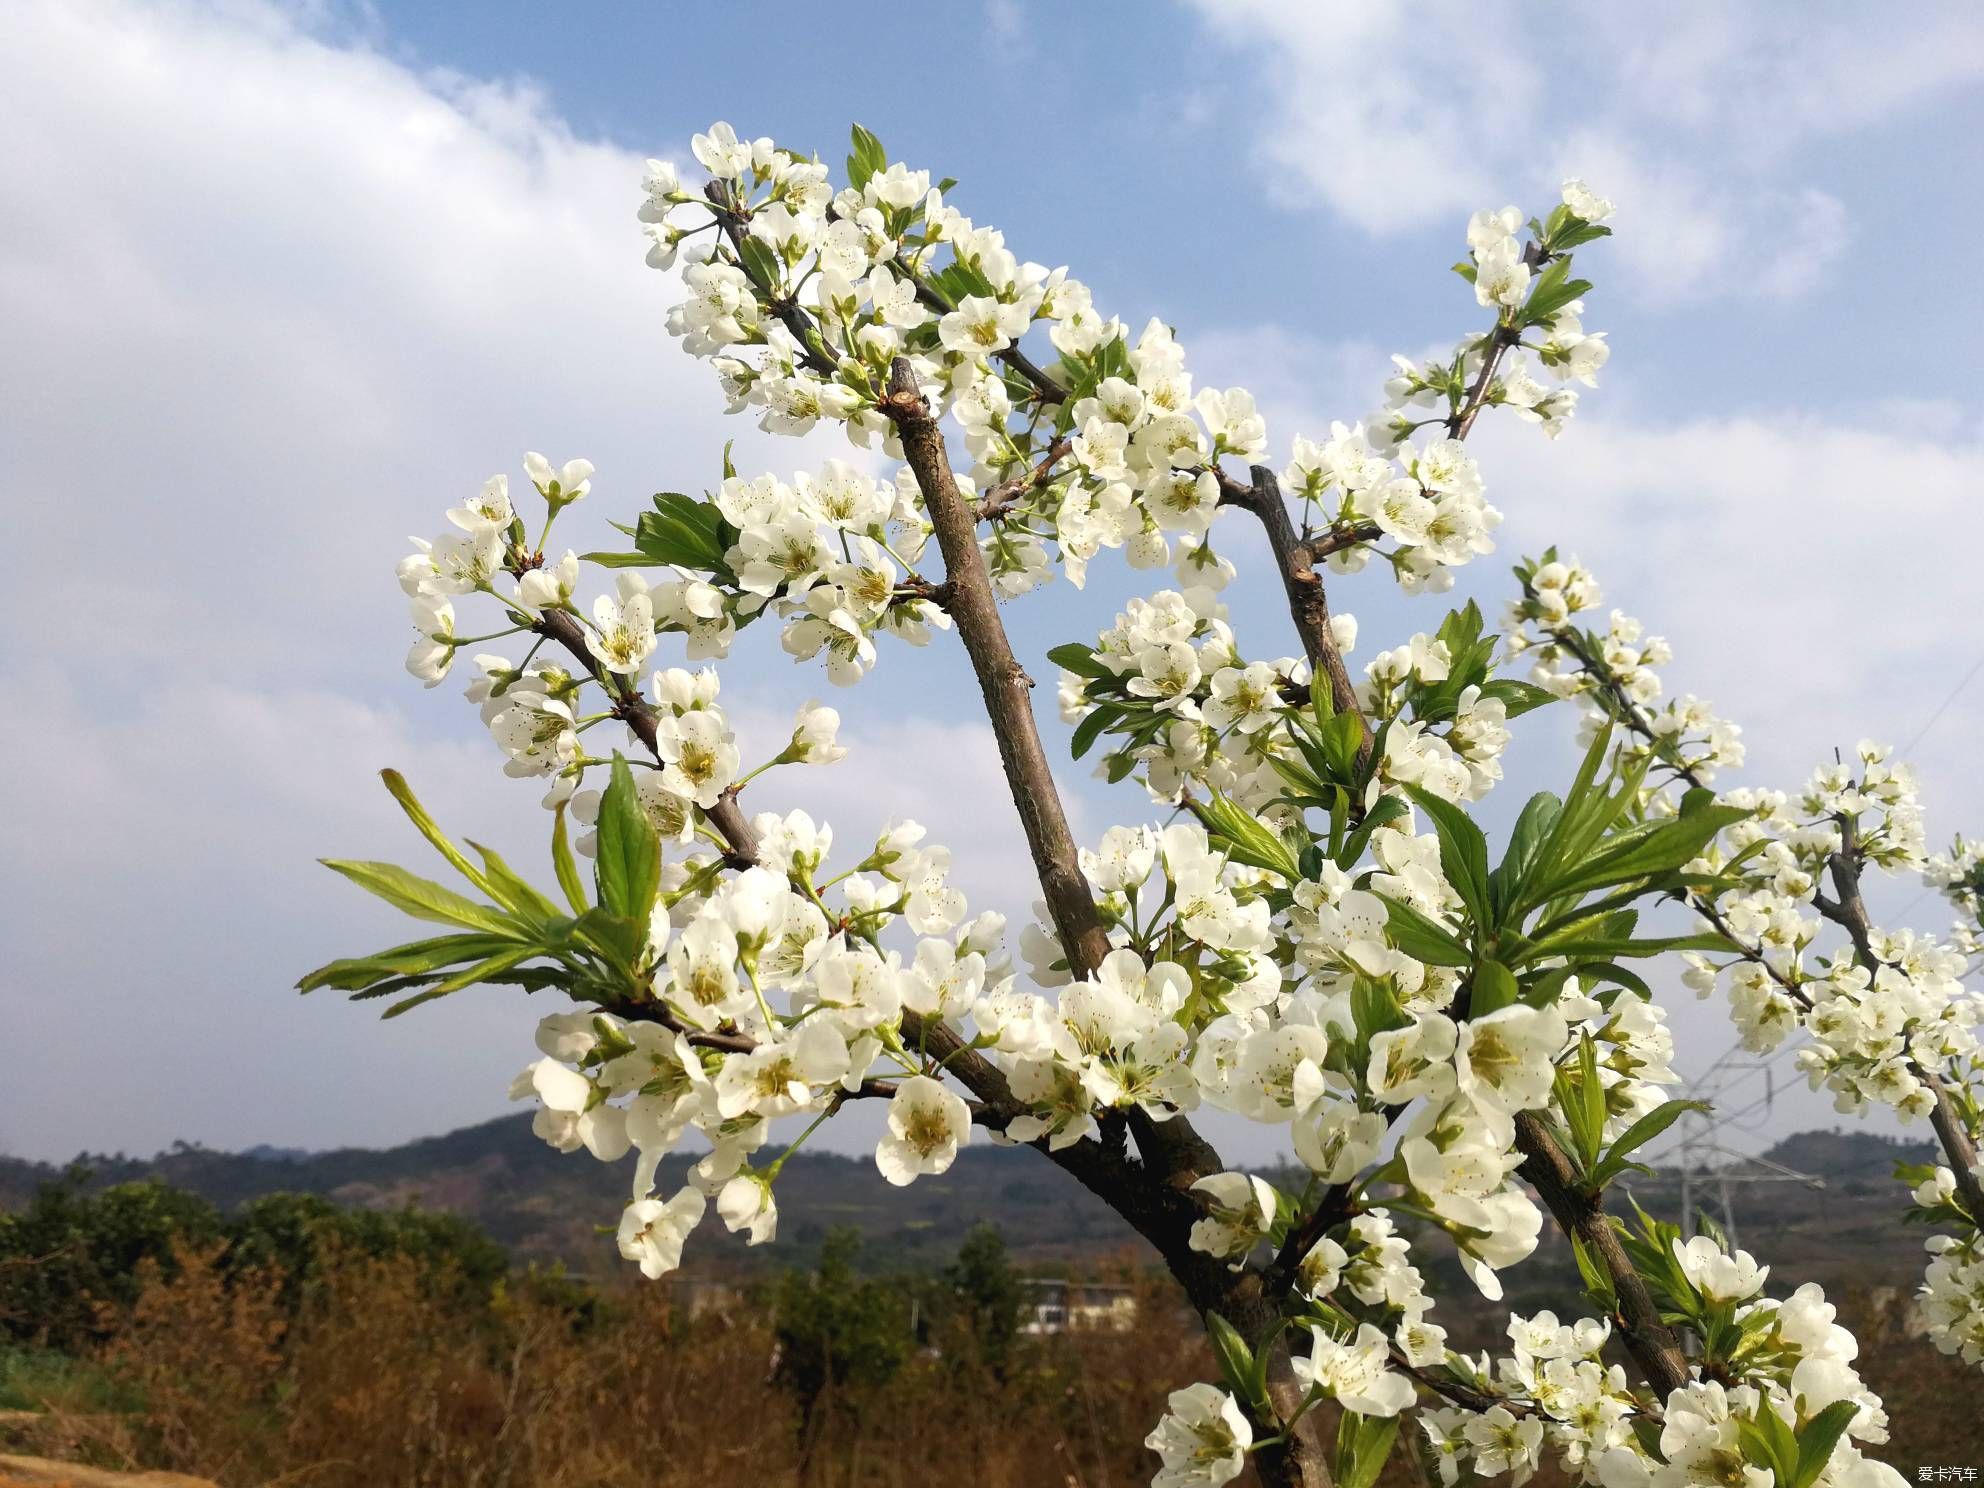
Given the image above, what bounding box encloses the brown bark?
[1222,466,1365,745]
[1513,1111,1689,1397]
[879,357,1112,979]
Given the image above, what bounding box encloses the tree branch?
[1513,1110,1689,1396]
[1447,242,1543,439]
[878,355,1228,1210]
[880,357,1112,977]
[902,267,1064,406]
[701,182,840,379]
[1545,612,1984,1225]
[1821,820,1984,1221]
[1222,465,1366,750]
[977,435,1072,521]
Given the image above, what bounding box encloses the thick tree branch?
[879,357,1112,976]
[536,595,1243,1284]
[1513,1110,1689,1396]
[879,355,1233,1194]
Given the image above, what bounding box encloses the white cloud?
[1197,321,1984,830]
[1182,0,1981,305]
[1477,402,1984,807]
[0,0,1046,1161]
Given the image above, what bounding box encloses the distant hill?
[0,1114,1143,1276]
[0,1119,1940,1284]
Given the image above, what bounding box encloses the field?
[3,1123,1980,1485]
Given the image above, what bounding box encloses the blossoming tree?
[306,122,1984,1488]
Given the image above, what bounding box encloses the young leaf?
[1590,1099,1707,1192]
[574,907,648,972]
[1489,791,1562,915]
[1468,958,1520,1018]
[297,933,518,992]
[1070,704,1124,761]
[1376,895,1474,967]
[466,840,560,924]
[379,769,495,895]
[1336,1412,1401,1488]
[1402,785,1490,931]
[320,860,519,937]
[1190,793,1300,881]
[1336,793,1410,869]
[594,753,661,923]
[846,122,887,191]
[737,235,783,293]
[551,802,590,917]
[1047,642,1112,679]
[381,945,541,1018]
[1203,1311,1269,1414]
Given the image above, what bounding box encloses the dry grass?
[14,1244,1209,1488]
[7,1246,1978,1485]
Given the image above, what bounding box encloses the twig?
[977,436,1072,522]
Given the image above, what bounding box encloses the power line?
[1901,647,1984,756]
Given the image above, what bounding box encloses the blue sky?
[3,0,1982,1167]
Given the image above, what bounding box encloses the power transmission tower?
[1666,1041,1824,1247]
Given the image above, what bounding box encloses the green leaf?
[1590,1099,1708,1191]
[1567,960,1652,999]
[594,754,661,923]
[627,493,732,573]
[1569,1230,1618,1311]
[1521,256,1593,325]
[1376,895,1473,968]
[1490,791,1562,917]
[320,860,519,937]
[1318,710,1364,780]
[297,933,519,992]
[1552,222,1613,250]
[1047,642,1112,680]
[1469,958,1520,1018]
[1528,719,1614,897]
[1628,1415,1665,1463]
[381,946,541,1018]
[379,769,494,895]
[845,122,887,191]
[1403,785,1490,931]
[1204,1312,1269,1414]
[1190,792,1301,881]
[1336,793,1410,870]
[1737,1414,1798,1487]
[737,234,783,292]
[1577,1033,1606,1168]
[466,840,560,925]
[574,907,648,972]
[1518,928,1734,964]
[1792,1401,1859,1488]
[1352,976,1413,1041]
[1336,1412,1401,1488]
[551,803,589,917]
[1478,678,1559,719]
[1547,802,1752,900]
[1070,704,1124,761]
